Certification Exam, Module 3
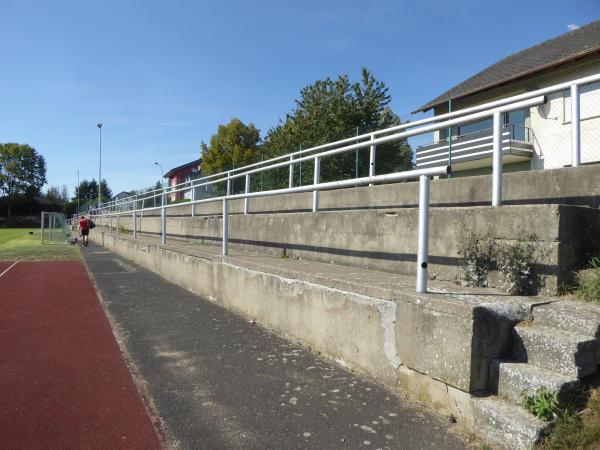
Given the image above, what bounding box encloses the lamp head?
[97,123,102,128]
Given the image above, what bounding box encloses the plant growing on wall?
[497,230,548,295]
[457,228,495,288]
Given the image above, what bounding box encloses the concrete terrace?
[82,243,467,449]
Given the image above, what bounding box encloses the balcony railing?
[415,124,534,169]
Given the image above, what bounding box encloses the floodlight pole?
[77,170,80,215]
[97,123,102,210]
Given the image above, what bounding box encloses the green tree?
[0,143,47,217]
[200,118,261,175]
[75,178,112,204]
[262,68,413,185]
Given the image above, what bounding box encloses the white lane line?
[0,261,19,278]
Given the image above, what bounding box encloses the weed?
[521,387,562,421]
[497,230,548,295]
[457,228,495,288]
[588,256,600,269]
[577,269,600,303]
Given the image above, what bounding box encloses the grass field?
[0,228,80,261]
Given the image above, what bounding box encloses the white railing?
[86,71,600,294]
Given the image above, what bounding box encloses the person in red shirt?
[79,215,90,247]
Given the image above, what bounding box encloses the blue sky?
[1,0,598,195]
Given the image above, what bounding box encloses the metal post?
[447,98,452,177]
[116,214,119,235]
[244,173,250,214]
[416,175,430,293]
[312,157,320,212]
[288,155,294,188]
[132,210,137,239]
[191,184,196,217]
[161,202,166,245]
[571,84,581,167]
[222,198,228,255]
[492,110,503,207]
[40,212,44,244]
[369,133,376,185]
[227,171,231,195]
[110,215,113,234]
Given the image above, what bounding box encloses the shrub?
[457,228,495,288]
[577,269,600,303]
[496,231,547,295]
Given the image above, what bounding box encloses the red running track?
[0,261,161,450]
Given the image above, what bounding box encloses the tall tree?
[200,118,261,175]
[262,68,413,184]
[0,143,47,217]
[75,178,112,203]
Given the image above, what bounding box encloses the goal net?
[40,212,71,244]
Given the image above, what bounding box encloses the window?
[563,81,600,122]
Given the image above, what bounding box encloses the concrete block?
[489,359,579,404]
[395,301,516,393]
[512,324,597,378]
[472,396,547,450]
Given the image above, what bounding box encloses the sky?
[0,0,598,196]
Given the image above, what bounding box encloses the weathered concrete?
[91,231,547,439]
[143,164,600,218]
[472,397,546,450]
[489,359,579,404]
[512,324,598,378]
[104,203,600,296]
[83,247,466,450]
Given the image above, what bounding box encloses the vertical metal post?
[191,183,196,217]
[288,156,294,188]
[244,173,250,214]
[132,210,137,239]
[161,202,166,245]
[447,98,452,177]
[222,198,228,255]
[369,133,376,185]
[40,212,44,244]
[227,171,231,196]
[416,175,430,293]
[312,157,320,212]
[355,126,359,179]
[492,110,503,207]
[571,84,581,167]
[110,216,113,234]
[116,214,119,235]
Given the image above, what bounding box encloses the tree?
[262,68,413,185]
[0,143,47,217]
[75,178,112,204]
[200,118,261,175]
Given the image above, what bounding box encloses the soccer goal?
[40,212,72,244]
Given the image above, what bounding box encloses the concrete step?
[490,359,579,404]
[472,396,547,450]
[533,300,600,338]
[512,324,597,378]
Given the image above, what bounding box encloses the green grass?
[0,228,80,261]
[539,388,600,449]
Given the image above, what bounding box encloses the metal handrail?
[101,71,600,209]
[85,71,599,294]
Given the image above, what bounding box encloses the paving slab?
[83,244,467,449]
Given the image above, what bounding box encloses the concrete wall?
[133,164,600,221]
[103,203,600,296]
[94,232,542,430]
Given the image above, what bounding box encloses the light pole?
[97,123,102,209]
[77,170,80,215]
